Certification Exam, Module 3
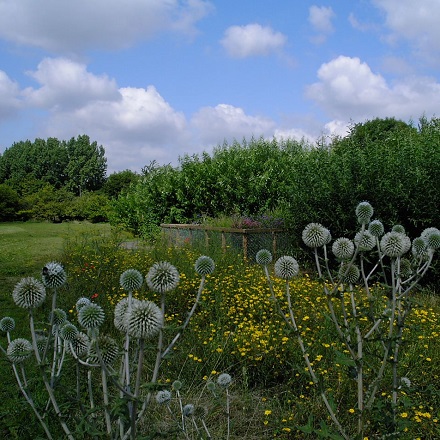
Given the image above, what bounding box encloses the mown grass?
[0,222,439,438]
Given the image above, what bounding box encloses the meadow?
[0,221,439,439]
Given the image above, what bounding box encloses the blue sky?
[1,0,439,173]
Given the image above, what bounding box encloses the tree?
[0,184,21,221]
[101,170,139,199]
[64,135,107,195]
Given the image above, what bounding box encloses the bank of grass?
[0,222,439,438]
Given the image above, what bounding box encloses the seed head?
[13,277,46,309]
[7,338,33,363]
[302,223,330,248]
[217,373,232,388]
[194,256,215,275]
[256,249,273,265]
[120,269,143,291]
[146,262,180,293]
[274,256,299,279]
[42,262,66,288]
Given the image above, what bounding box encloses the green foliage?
[0,184,21,221]
[101,169,139,199]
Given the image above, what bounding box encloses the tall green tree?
[64,135,107,195]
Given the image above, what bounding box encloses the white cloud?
[0,0,213,53]
[221,24,287,58]
[191,104,275,145]
[306,55,440,127]
[309,5,335,34]
[23,58,119,110]
[373,0,440,57]
[0,71,21,120]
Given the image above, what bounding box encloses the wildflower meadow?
[0,203,439,439]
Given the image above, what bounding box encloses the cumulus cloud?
[221,24,287,58]
[309,5,335,43]
[0,0,213,53]
[23,58,119,110]
[0,71,21,120]
[306,55,440,130]
[191,104,275,145]
[373,0,440,57]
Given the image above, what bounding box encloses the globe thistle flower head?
[256,249,272,265]
[412,236,428,258]
[195,256,215,275]
[120,269,143,291]
[76,297,91,311]
[172,380,183,391]
[60,323,79,341]
[422,227,440,250]
[0,317,15,333]
[51,308,67,327]
[13,277,46,309]
[339,263,360,284]
[194,406,208,419]
[114,297,141,332]
[400,377,411,388]
[36,334,49,354]
[354,230,376,252]
[396,258,412,279]
[183,404,195,417]
[380,232,407,258]
[70,331,90,358]
[274,256,299,280]
[42,262,66,288]
[7,338,33,363]
[356,201,374,225]
[302,223,330,248]
[128,300,163,339]
[78,303,105,329]
[368,220,384,237]
[156,390,172,405]
[217,373,232,388]
[88,335,119,365]
[392,224,405,234]
[332,238,354,260]
[146,261,180,293]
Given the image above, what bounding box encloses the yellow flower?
[264,410,272,416]
[348,408,355,414]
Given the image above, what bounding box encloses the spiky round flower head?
[128,300,163,339]
[70,331,90,358]
[183,404,195,417]
[155,390,171,405]
[217,373,232,388]
[380,232,407,258]
[421,227,440,250]
[78,303,105,329]
[256,249,273,265]
[120,269,143,291]
[396,258,412,279]
[60,322,79,341]
[51,308,67,327]
[7,338,33,363]
[400,377,411,388]
[172,380,183,391]
[354,230,376,252]
[274,256,299,280]
[412,236,428,258]
[195,256,215,275]
[146,261,180,293]
[392,224,405,234]
[35,334,49,354]
[13,277,46,309]
[76,297,91,311]
[114,297,141,332]
[302,223,330,248]
[88,335,119,365]
[356,201,374,225]
[42,262,66,288]
[0,317,15,333]
[400,234,411,255]
[206,381,216,392]
[332,238,354,260]
[368,219,384,237]
[339,263,360,284]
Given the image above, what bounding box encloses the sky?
[1,0,440,174]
